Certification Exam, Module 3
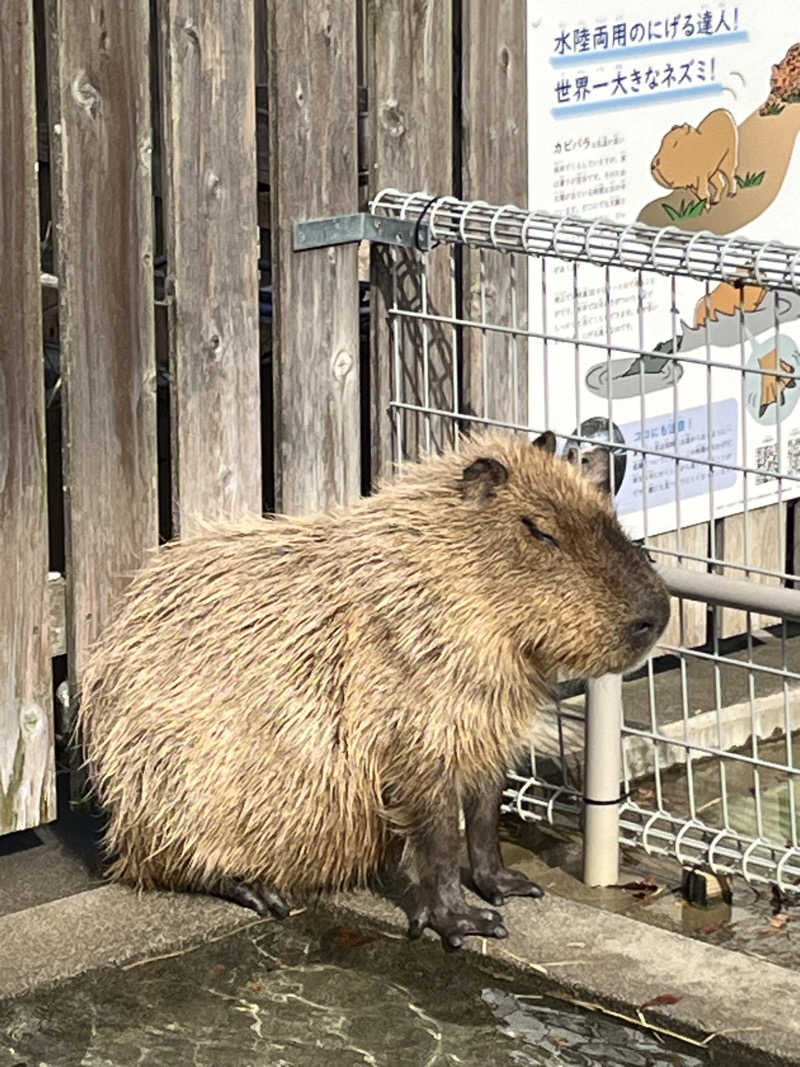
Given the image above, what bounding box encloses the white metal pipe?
[657,564,800,622]
[583,674,623,887]
[371,189,800,292]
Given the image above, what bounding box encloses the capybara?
[78,431,670,949]
[694,281,766,328]
[758,347,797,416]
[651,108,739,204]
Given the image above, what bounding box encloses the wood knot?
[20,702,46,739]
[71,71,102,121]
[380,100,405,138]
[331,349,353,381]
[182,20,201,49]
[206,172,222,199]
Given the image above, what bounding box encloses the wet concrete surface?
[0,908,716,1067]
[501,818,800,973]
[3,772,799,1063]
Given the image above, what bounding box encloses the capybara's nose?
[629,586,670,650]
[629,616,658,647]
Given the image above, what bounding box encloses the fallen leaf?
[329,924,376,948]
[611,881,659,894]
[640,993,682,1010]
[698,922,726,936]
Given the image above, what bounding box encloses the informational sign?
[527,3,800,537]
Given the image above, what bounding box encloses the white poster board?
[527,2,800,538]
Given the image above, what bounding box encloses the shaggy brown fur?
[78,431,668,939]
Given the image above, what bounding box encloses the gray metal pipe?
[657,564,800,622]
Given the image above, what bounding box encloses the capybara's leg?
[693,175,708,202]
[707,172,722,204]
[464,775,544,906]
[407,790,508,951]
[723,163,738,196]
[213,877,291,919]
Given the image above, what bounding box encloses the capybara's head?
[650,123,692,189]
[430,431,670,680]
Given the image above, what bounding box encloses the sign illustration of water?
[528,4,800,537]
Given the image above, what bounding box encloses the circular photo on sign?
[585,353,683,400]
[563,416,628,496]
[743,335,800,427]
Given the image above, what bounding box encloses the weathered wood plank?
[49,0,158,686]
[159,0,261,533]
[268,0,360,512]
[461,0,528,428]
[0,3,55,834]
[718,505,786,635]
[649,523,708,650]
[368,0,454,479]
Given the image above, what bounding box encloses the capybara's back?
[79,431,669,942]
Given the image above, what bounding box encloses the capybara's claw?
[217,878,291,919]
[472,866,545,906]
[407,901,508,949]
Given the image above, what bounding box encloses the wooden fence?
[3,2,794,839]
[0,0,528,836]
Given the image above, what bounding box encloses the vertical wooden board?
[0,4,55,833]
[268,0,360,513]
[649,524,708,650]
[50,0,158,684]
[160,0,261,533]
[368,0,454,478]
[461,0,528,428]
[718,505,786,635]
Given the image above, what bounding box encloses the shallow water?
[0,909,718,1067]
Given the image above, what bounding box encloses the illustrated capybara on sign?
[78,431,669,950]
[651,108,739,205]
[694,281,767,328]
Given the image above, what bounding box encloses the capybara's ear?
[532,430,557,454]
[460,457,508,500]
[566,445,613,496]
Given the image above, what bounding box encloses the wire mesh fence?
[371,188,800,891]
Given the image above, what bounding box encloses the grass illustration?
[663,198,707,221]
[735,170,766,188]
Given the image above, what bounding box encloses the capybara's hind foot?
[217,878,291,919]
[408,898,507,952]
[471,866,544,907]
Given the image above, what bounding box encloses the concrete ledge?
[0,885,247,999]
[1,882,798,1064]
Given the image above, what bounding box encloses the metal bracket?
[293,213,431,252]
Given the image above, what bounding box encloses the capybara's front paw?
[408,899,508,951]
[472,866,544,907]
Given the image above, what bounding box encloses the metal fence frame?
[370,188,800,893]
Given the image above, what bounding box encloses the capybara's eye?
[521,516,560,548]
